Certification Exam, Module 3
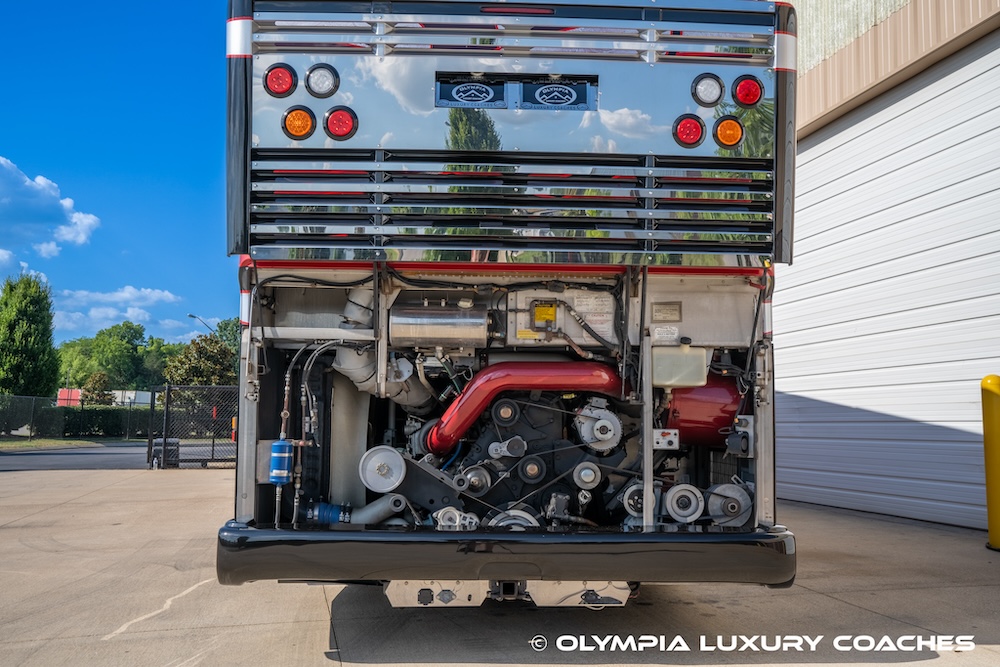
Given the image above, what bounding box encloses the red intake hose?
[426,362,622,456]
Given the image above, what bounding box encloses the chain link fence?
[147,385,238,468]
[0,394,149,441]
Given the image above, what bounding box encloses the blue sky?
[0,3,235,344]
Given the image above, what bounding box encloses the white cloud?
[55,306,151,333]
[89,306,119,320]
[52,285,184,340]
[125,307,151,322]
[0,156,101,250]
[53,311,87,331]
[355,58,437,116]
[58,285,181,308]
[18,261,48,283]
[590,136,618,153]
[55,202,100,244]
[597,108,670,139]
[34,241,61,258]
[0,249,12,265]
[168,330,203,344]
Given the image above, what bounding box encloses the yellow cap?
[716,118,743,147]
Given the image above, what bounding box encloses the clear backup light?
[692,74,723,107]
[733,75,763,107]
[306,64,339,98]
[264,64,296,97]
[673,114,705,147]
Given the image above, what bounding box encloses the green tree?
[445,107,501,153]
[0,273,60,397]
[139,337,185,388]
[93,321,146,389]
[81,371,114,405]
[164,334,237,386]
[215,317,240,356]
[59,337,100,388]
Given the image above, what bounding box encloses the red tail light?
[673,115,705,147]
[325,107,358,140]
[733,76,762,106]
[265,64,296,97]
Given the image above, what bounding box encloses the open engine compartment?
[240,266,770,536]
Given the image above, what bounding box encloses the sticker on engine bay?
[653,326,680,343]
[652,302,682,322]
[572,294,616,342]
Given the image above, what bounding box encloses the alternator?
[573,398,622,453]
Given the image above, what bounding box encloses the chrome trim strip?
[255,0,773,17]
[251,182,773,201]
[250,224,772,243]
[249,203,771,220]
[248,245,771,267]
[253,32,772,56]
[253,162,774,181]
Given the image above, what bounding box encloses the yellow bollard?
[984,375,1000,551]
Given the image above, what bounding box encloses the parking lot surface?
[0,442,148,471]
[0,469,996,666]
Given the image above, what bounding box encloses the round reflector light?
[714,117,744,147]
[306,64,339,98]
[673,115,705,147]
[282,107,316,139]
[692,74,723,107]
[733,76,762,106]
[265,64,296,97]
[325,106,358,140]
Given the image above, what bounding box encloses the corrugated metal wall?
[796,0,911,73]
[774,29,1000,529]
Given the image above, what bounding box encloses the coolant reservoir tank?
[665,374,742,448]
[650,343,708,388]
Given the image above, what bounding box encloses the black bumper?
[217,522,795,587]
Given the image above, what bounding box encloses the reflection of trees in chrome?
[657,165,773,266]
[421,108,509,260]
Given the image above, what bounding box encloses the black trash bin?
[151,438,180,468]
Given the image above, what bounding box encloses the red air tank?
[665,373,742,448]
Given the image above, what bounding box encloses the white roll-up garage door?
[773,29,1000,529]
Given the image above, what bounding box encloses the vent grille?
[249,150,774,259]
[253,4,774,63]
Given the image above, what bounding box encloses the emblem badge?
[452,83,494,103]
[534,84,577,106]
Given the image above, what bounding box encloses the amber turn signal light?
[282,107,316,140]
[714,117,744,148]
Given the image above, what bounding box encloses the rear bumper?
[217,522,795,587]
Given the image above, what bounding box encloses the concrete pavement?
[0,469,996,666]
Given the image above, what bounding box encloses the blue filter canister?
[269,439,293,486]
[308,502,350,525]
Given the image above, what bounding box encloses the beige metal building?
[774,0,1000,529]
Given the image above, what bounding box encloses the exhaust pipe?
[426,362,622,456]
